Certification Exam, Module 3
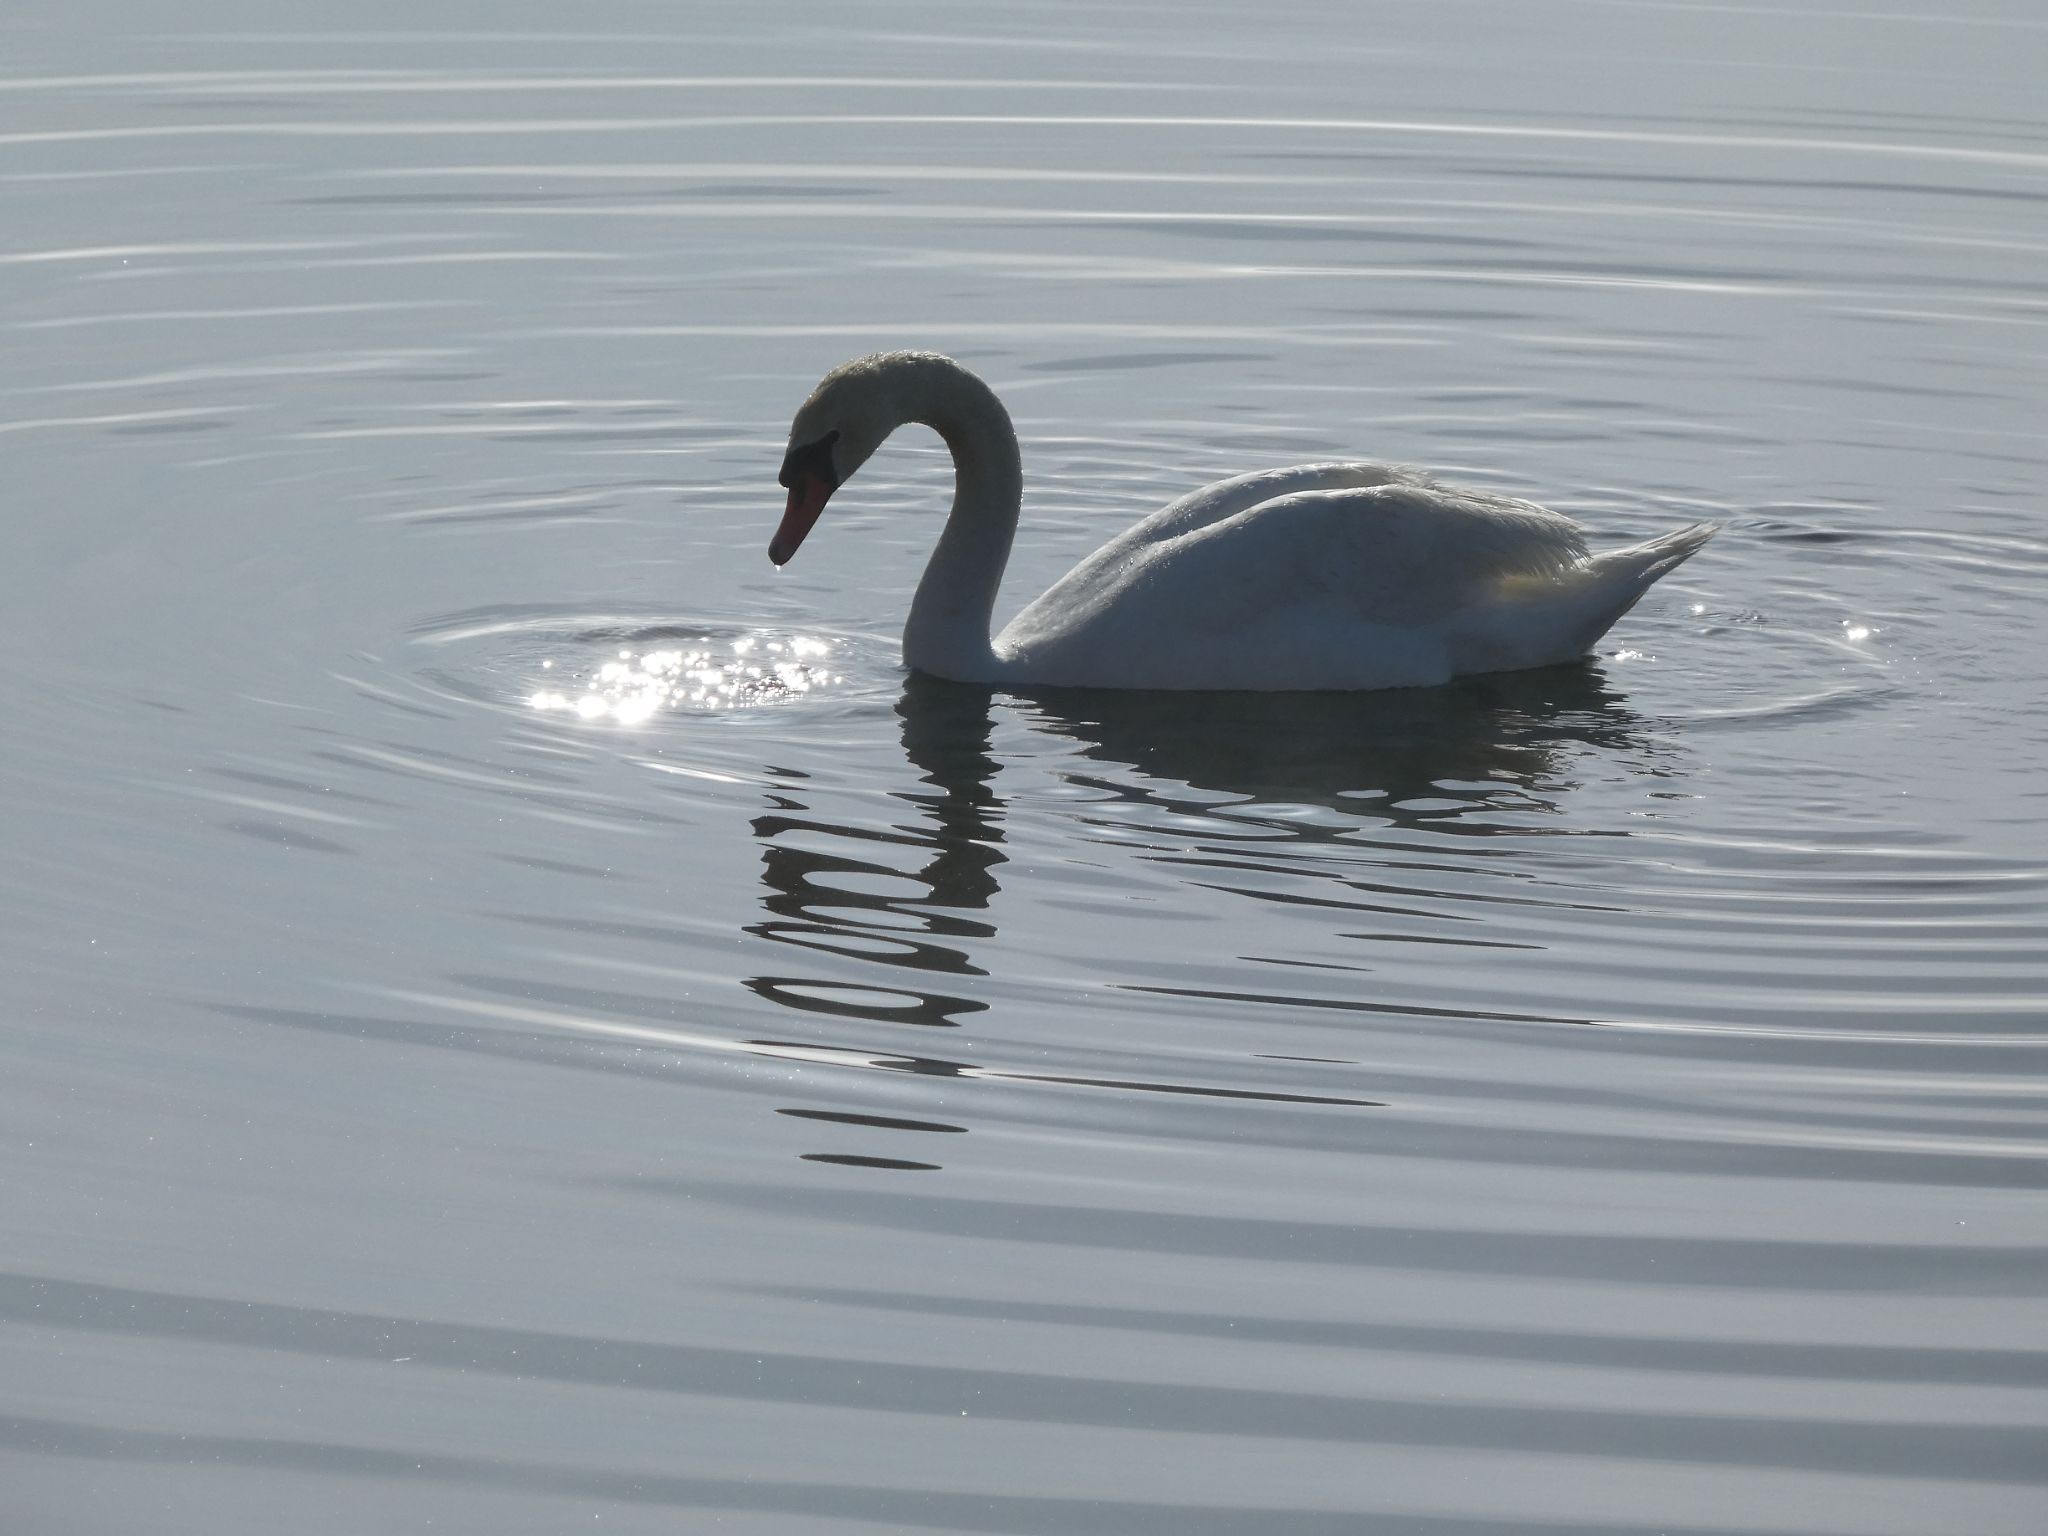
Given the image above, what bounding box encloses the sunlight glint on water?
[528,635,842,721]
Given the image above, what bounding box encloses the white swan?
[771,351,1714,691]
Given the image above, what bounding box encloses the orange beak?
[770,473,833,566]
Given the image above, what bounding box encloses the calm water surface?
[4,2,2046,1531]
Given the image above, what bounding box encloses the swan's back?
[1136,462,1419,539]
[996,464,1705,691]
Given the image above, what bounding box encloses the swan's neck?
[898,361,1021,683]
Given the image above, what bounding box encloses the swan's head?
[770,357,902,565]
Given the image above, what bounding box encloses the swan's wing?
[998,478,1593,688]
[1005,463,1423,631]
[1190,481,1592,626]
[1312,480,1591,606]
[1016,476,1587,633]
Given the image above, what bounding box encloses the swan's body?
[771,351,1714,691]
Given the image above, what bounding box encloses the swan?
[770,351,1714,691]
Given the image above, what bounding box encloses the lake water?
[4,2,2046,1531]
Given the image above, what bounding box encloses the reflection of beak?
[769,474,834,565]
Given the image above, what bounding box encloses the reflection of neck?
[896,359,1022,683]
[897,674,1006,911]
[743,677,1006,1032]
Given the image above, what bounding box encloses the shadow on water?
[1014,662,1661,825]
[748,665,1667,1164]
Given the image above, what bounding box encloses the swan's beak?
[772,429,842,565]
[770,473,834,566]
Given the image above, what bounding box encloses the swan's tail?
[1564,520,1718,652]
[1589,520,1720,585]
[1454,521,1717,672]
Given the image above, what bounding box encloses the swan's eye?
[778,429,841,491]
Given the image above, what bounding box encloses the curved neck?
[893,358,1021,683]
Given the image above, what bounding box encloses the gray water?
[4,2,2046,1531]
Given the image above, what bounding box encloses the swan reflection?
[749,664,1664,1165]
[1018,663,1657,828]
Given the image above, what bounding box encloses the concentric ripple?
[4,6,2046,1534]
